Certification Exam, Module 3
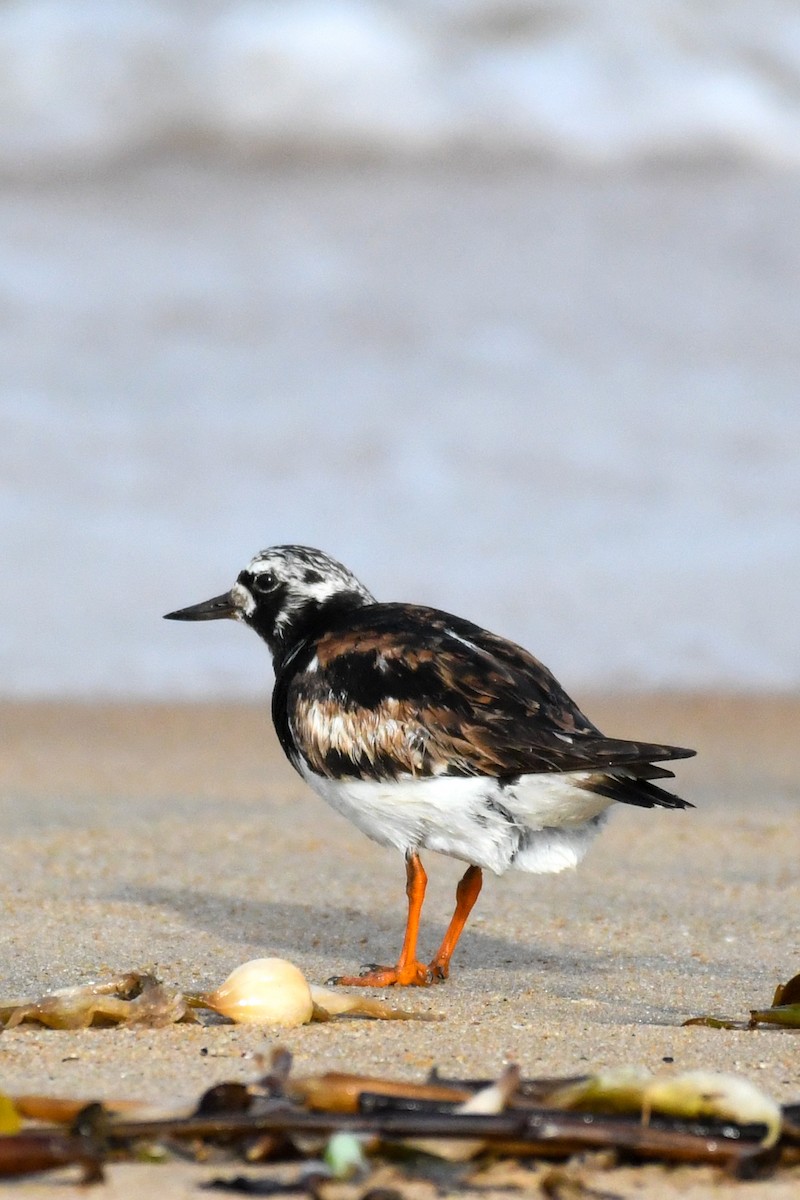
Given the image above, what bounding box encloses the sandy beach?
[0,693,798,1195]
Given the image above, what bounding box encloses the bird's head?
[164,544,375,664]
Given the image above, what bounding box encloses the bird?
[165,544,694,987]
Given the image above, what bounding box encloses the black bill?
[163,592,237,621]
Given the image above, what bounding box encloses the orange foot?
[327,961,434,987]
[427,958,450,982]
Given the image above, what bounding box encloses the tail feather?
[630,763,677,782]
[585,771,693,810]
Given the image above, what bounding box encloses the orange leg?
[329,852,434,987]
[428,865,483,980]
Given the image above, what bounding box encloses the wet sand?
[0,694,798,1196]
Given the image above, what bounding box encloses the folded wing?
[276,603,694,809]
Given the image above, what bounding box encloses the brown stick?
[0,1133,103,1183]
[100,1105,766,1170]
[288,1072,472,1113]
[12,1095,153,1123]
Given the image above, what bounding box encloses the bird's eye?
[252,572,277,595]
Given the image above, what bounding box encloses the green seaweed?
[749,1004,800,1029]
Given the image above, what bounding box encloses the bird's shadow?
[114,882,617,982]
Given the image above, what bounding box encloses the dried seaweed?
[0,1093,21,1135]
[682,1015,744,1029]
[289,1072,472,1114]
[684,967,800,1031]
[0,963,437,1032]
[0,972,196,1030]
[0,1127,104,1183]
[749,1004,800,1029]
[773,971,800,1006]
[0,1050,796,1185]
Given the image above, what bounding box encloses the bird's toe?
[327,961,434,987]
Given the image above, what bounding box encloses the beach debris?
[0,972,195,1030]
[749,1004,800,1029]
[191,958,440,1027]
[537,1164,628,1200]
[773,971,800,1005]
[403,1064,520,1161]
[682,1015,742,1029]
[0,1129,105,1184]
[194,959,315,1028]
[749,969,800,1029]
[0,1050,795,1185]
[201,1165,341,1194]
[10,1094,178,1124]
[684,966,800,1031]
[288,1071,472,1113]
[323,1130,368,1179]
[541,1066,781,1147]
[545,1067,653,1115]
[308,983,440,1023]
[642,1071,782,1148]
[0,1094,21,1136]
[0,961,437,1033]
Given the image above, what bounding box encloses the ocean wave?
[1,0,800,173]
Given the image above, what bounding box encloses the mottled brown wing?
[276,604,695,783]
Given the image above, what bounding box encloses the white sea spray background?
[2,1,800,169]
[0,2,798,697]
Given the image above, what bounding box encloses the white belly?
[297,762,612,876]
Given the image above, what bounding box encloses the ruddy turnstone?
[165,545,694,987]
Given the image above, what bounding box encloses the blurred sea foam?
[1,3,799,698]
[1,0,800,172]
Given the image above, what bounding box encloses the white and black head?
[165,545,375,665]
